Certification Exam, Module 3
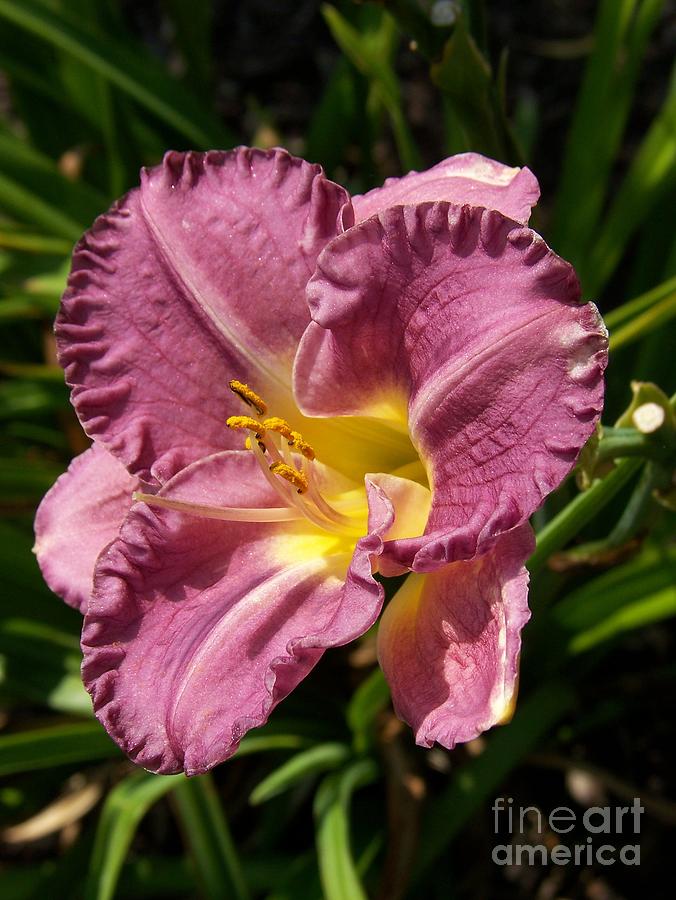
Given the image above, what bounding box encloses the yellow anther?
[229,380,267,416]
[226,415,265,437]
[269,461,308,494]
[288,431,316,461]
[263,417,294,441]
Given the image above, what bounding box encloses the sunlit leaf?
[552,0,666,263]
[85,771,184,900]
[0,0,234,148]
[172,775,250,900]
[314,759,378,900]
[583,61,676,295]
[322,4,422,171]
[250,743,351,805]
[554,543,676,653]
[0,721,119,776]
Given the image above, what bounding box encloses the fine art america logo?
[491,797,643,866]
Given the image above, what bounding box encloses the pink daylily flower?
[34,148,607,775]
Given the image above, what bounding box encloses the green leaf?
[250,742,352,805]
[0,129,107,235]
[236,733,314,757]
[23,256,70,295]
[322,4,422,172]
[172,775,250,900]
[346,668,390,751]
[604,273,676,330]
[0,0,233,148]
[554,543,676,653]
[431,12,518,162]
[609,286,676,351]
[0,617,91,715]
[380,0,450,61]
[314,759,378,900]
[0,721,120,776]
[0,169,87,241]
[0,455,65,502]
[116,856,195,899]
[53,0,127,197]
[161,0,213,92]
[0,296,48,320]
[0,379,70,419]
[85,771,184,900]
[306,58,359,175]
[0,230,71,254]
[551,0,665,262]
[583,61,676,295]
[0,362,64,382]
[528,458,643,575]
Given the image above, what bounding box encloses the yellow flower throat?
[134,380,368,537]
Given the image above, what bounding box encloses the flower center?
[134,381,366,537]
[225,382,364,536]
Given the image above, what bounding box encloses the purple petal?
[377,525,533,748]
[295,203,607,569]
[33,444,137,613]
[352,153,539,224]
[82,451,392,775]
[57,148,351,484]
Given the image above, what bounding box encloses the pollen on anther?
[269,461,309,494]
[289,431,316,460]
[229,380,267,416]
[263,417,294,441]
[226,415,265,438]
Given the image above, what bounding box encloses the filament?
[133,492,303,522]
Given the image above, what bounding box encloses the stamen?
[302,460,360,528]
[263,417,294,441]
[227,415,265,437]
[269,461,308,494]
[289,431,316,460]
[225,382,363,537]
[133,492,303,522]
[251,437,363,537]
[228,380,267,416]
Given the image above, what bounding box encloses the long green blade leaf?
[85,771,184,900]
[552,0,665,262]
[0,722,120,776]
[314,759,378,900]
[583,63,676,295]
[322,4,421,171]
[250,742,351,805]
[172,775,250,900]
[0,0,232,148]
[554,544,676,653]
[528,458,643,574]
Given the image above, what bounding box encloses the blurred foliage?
[0,1,675,898]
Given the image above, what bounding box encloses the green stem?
[554,462,660,564]
[528,458,643,574]
[595,427,673,464]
